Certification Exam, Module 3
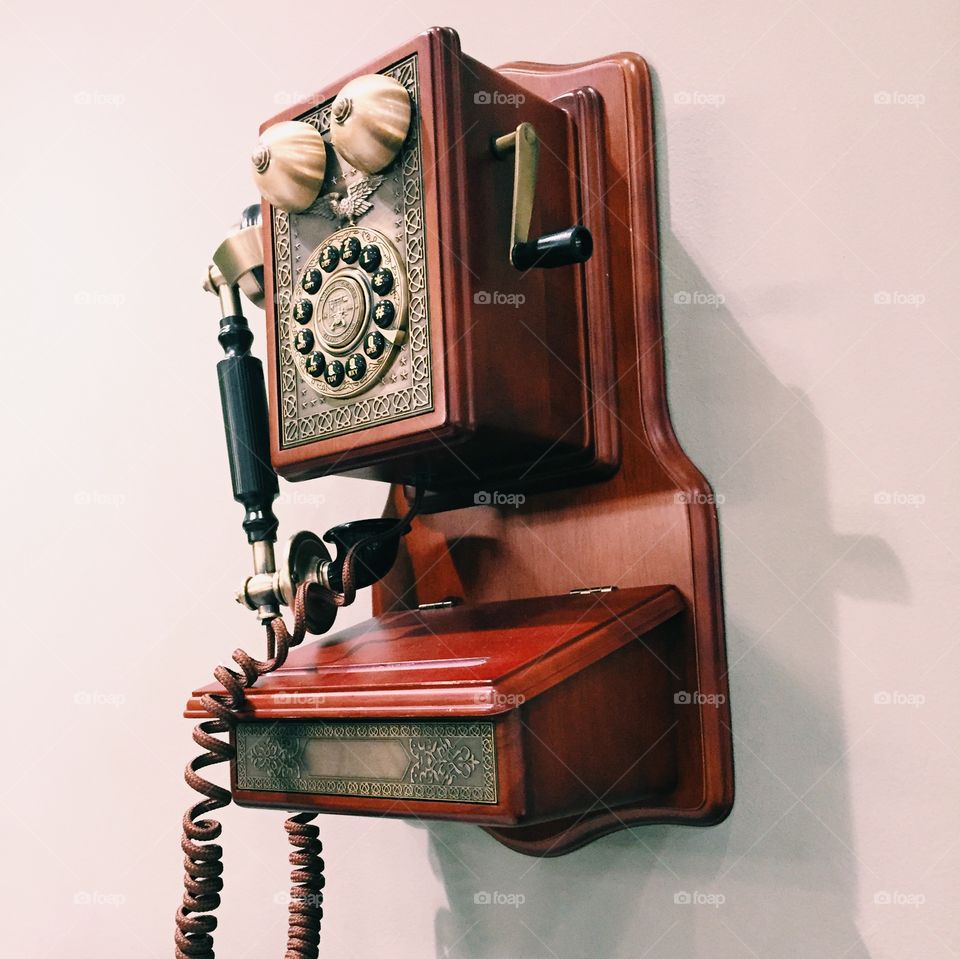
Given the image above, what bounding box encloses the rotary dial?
[290,227,407,399]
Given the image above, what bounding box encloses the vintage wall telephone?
[176,27,733,959]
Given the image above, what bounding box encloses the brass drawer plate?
[235,720,497,804]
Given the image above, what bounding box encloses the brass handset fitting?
[236,532,336,635]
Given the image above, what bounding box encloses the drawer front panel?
[235,719,497,804]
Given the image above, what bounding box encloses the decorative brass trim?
[274,54,433,447]
[235,720,498,804]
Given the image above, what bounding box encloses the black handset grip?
[512,225,593,270]
[217,313,279,544]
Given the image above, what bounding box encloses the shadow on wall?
[418,66,907,959]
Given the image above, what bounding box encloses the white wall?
[2,1,958,956]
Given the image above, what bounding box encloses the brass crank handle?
[492,122,593,270]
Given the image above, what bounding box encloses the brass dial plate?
[291,227,408,400]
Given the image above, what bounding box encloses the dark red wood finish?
[187,587,685,828]
[372,50,734,854]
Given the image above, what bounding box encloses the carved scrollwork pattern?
[409,738,482,786]
[249,737,304,779]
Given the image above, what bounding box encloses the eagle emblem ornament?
[314,174,385,225]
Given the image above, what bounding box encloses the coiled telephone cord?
[175,581,330,959]
[175,495,421,958]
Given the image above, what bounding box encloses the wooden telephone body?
[263,29,614,495]
[189,27,733,857]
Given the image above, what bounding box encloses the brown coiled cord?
[175,583,331,959]
[175,493,422,958]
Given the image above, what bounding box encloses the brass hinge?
[416,598,461,610]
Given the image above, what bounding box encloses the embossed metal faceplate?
[273,54,433,448]
[235,721,497,804]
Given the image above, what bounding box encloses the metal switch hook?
[492,122,593,270]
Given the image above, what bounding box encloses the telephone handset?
[185,206,409,959]
[176,27,734,959]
